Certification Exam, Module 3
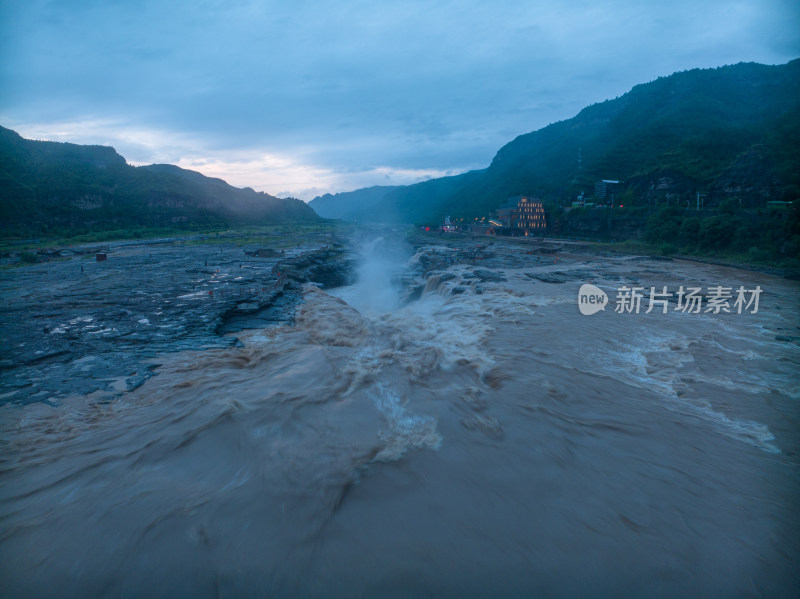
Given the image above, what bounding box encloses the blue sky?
[1,0,798,200]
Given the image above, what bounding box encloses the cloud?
[1,0,798,198]
[2,116,453,200]
[175,152,452,201]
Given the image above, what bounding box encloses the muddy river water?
[1,234,798,597]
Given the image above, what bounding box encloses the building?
[495,196,548,234]
[441,215,458,232]
[594,180,620,202]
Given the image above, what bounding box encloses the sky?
[1,0,799,201]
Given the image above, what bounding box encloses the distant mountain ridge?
[321,59,800,223]
[0,126,319,237]
[309,185,401,220]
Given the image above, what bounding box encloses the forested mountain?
[328,59,800,224]
[308,185,401,219]
[0,127,318,237]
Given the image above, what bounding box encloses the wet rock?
[526,269,595,284]
[465,269,507,282]
[273,247,355,288]
[526,272,568,283]
[403,284,425,304]
[0,232,354,405]
[244,248,281,258]
[307,261,356,288]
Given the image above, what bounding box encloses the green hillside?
[0,127,319,238]
[357,59,800,223]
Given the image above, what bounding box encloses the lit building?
[441,215,458,232]
[495,196,547,234]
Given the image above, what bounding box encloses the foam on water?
[334,238,791,456]
[576,330,785,453]
[1,235,797,597]
[371,383,441,462]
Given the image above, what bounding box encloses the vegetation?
[315,59,799,266]
[641,204,799,266]
[347,63,799,218]
[5,60,799,268]
[0,222,348,255]
[19,251,37,263]
[569,203,799,267]
[0,126,320,240]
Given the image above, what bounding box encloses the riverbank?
[0,228,355,405]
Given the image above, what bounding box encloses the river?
[1,233,798,597]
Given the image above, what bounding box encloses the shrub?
[746,246,772,262]
[645,206,680,243]
[659,242,678,255]
[678,217,701,249]
[699,216,736,250]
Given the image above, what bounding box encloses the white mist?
[333,235,409,314]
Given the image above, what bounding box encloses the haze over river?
[1,233,798,597]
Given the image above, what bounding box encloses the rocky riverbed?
[4,230,797,407]
[0,231,356,404]
[0,229,576,406]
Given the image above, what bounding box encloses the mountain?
[308,185,401,220]
[331,59,800,224]
[0,126,319,237]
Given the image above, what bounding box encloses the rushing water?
[1,235,798,598]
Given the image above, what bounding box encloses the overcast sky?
[1,0,798,200]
